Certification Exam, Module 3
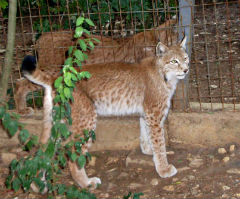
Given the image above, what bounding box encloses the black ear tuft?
[21,55,37,74]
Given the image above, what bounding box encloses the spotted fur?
[22,37,189,189]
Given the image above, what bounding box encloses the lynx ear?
[156,42,169,57]
[180,36,187,49]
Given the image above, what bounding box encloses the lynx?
[21,37,189,189]
[15,19,177,115]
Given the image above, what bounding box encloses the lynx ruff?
[21,37,189,189]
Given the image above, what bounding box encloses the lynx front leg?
[68,89,101,189]
[145,111,177,178]
[139,117,153,155]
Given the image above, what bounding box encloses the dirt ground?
[0,144,240,198]
[0,1,240,199]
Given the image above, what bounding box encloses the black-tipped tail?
[21,55,37,74]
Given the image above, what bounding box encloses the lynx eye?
[170,60,178,64]
[184,57,188,61]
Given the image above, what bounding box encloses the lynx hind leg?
[145,111,177,178]
[139,117,153,155]
[68,89,101,189]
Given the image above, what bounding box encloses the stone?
[150,178,158,186]
[162,185,174,192]
[226,168,240,175]
[188,175,195,180]
[223,156,230,163]
[117,172,128,179]
[218,148,227,154]
[189,158,204,168]
[222,185,230,191]
[178,166,191,172]
[129,183,142,189]
[1,152,17,165]
[229,145,235,152]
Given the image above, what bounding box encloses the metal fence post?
[173,0,194,110]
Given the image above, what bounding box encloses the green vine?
[1,16,99,198]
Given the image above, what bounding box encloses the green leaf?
[45,140,55,158]
[64,87,71,99]
[0,0,8,9]
[75,26,83,37]
[19,129,30,144]
[92,37,101,43]
[31,135,38,145]
[68,46,74,56]
[76,17,84,26]
[88,41,94,49]
[12,177,21,191]
[80,71,91,79]
[54,76,63,89]
[133,193,144,199]
[85,18,95,26]
[74,49,84,61]
[70,152,78,162]
[7,119,19,136]
[0,106,5,119]
[10,159,18,171]
[57,184,66,195]
[33,177,46,193]
[5,174,13,189]
[83,29,91,35]
[77,155,86,168]
[64,57,73,66]
[78,40,87,51]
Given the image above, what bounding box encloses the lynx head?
[156,36,189,81]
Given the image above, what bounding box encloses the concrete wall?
[1,111,240,150]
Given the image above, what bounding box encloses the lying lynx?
[15,19,177,115]
[21,36,189,189]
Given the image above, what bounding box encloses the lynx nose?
[184,69,188,74]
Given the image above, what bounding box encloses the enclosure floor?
[0,145,240,198]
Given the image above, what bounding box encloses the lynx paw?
[87,177,101,189]
[157,164,177,178]
[140,140,153,155]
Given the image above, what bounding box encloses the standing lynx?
[15,19,177,115]
[21,37,189,189]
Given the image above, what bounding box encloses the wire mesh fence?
[0,0,239,113]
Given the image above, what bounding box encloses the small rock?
[218,148,227,154]
[99,193,109,198]
[223,156,230,163]
[188,175,195,180]
[172,177,179,182]
[178,166,190,172]
[229,145,235,152]
[117,172,128,179]
[235,193,240,197]
[222,185,230,191]
[189,158,204,168]
[107,182,117,191]
[226,168,240,174]
[163,185,174,192]
[210,85,218,89]
[1,152,17,165]
[89,156,96,167]
[150,178,158,186]
[166,151,175,155]
[129,183,142,189]
[222,194,229,198]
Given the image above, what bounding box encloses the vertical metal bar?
[26,0,36,110]
[96,0,106,63]
[107,0,116,63]
[177,0,195,110]
[213,0,224,110]
[201,0,212,110]
[225,0,236,111]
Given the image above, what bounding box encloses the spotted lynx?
[21,36,189,189]
[15,19,177,115]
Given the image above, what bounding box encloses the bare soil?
[0,145,240,198]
